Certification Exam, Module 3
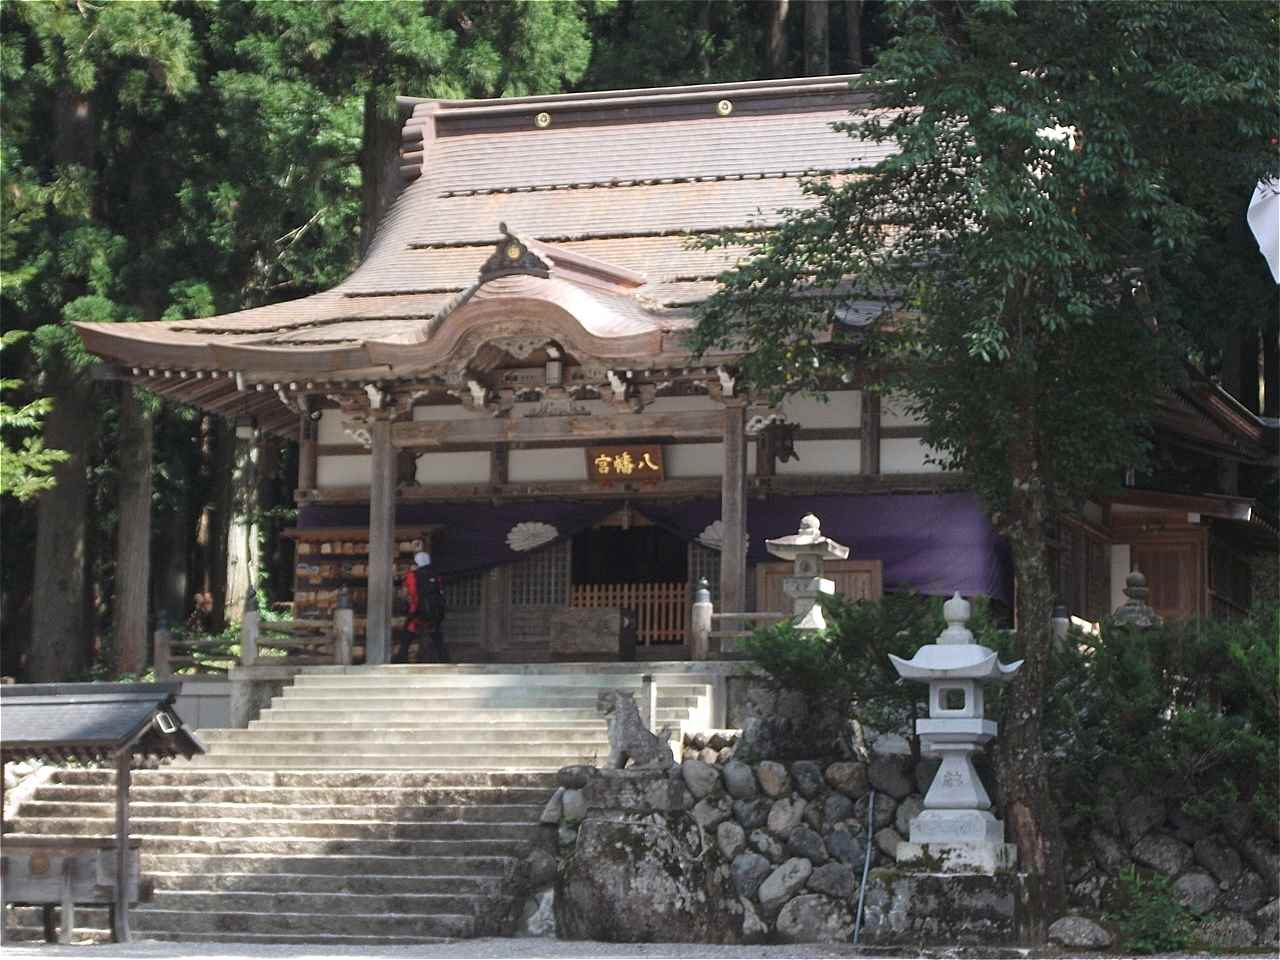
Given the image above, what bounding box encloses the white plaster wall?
[776,440,859,476]
[509,448,587,482]
[666,442,725,478]
[880,438,945,474]
[416,451,490,485]
[317,409,352,444]
[317,454,371,487]
[880,393,927,428]
[779,390,861,428]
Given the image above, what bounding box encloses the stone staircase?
[3,664,716,944]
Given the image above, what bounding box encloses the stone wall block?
[1132,833,1193,877]
[682,759,723,799]
[1239,837,1280,897]
[1255,898,1279,945]
[559,765,595,789]
[914,758,941,795]
[807,861,856,899]
[824,792,855,826]
[740,896,768,943]
[750,828,785,864]
[1088,829,1132,875]
[828,825,867,866]
[1194,836,1244,888]
[732,797,771,831]
[1224,871,1268,915]
[895,795,924,837]
[857,871,1020,946]
[758,857,813,918]
[776,893,854,943]
[786,825,829,865]
[1121,794,1166,845]
[767,797,807,836]
[693,795,733,833]
[723,761,758,800]
[854,792,896,831]
[1195,915,1258,948]
[756,761,791,798]
[717,820,746,860]
[731,852,772,899]
[1173,872,1220,915]
[873,827,904,860]
[1047,916,1114,949]
[790,761,825,798]
[868,756,914,799]
[824,761,869,798]
[561,788,587,825]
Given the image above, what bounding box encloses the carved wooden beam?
[391,409,763,449]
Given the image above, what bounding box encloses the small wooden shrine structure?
[1,682,204,942]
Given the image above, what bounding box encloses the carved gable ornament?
[478,223,552,282]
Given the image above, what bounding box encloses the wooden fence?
[570,581,687,646]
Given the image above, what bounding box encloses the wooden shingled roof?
[0,682,205,764]
[74,75,876,433]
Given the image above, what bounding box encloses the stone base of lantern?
[897,809,1017,875]
[856,868,1026,946]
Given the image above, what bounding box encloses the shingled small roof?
[0,682,205,764]
[75,75,876,434]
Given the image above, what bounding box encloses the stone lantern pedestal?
[888,593,1022,874]
[764,514,849,631]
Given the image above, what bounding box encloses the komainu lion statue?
[596,689,673,769]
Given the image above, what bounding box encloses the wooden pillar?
[366,415,396,665]
[111,750,131,943]
[860,390,881,475]
[720,403,748,615]
[298,411,318,491]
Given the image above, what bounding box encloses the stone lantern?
[764,514,849,631]
[1111,568,1161,628]
[888,593,1022,874]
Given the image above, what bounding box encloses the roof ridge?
[398,74,860,114]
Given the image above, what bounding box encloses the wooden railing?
[689,578,786,659]
[570,581,687,646]
[155,592,354,680]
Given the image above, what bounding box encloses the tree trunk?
[1263,324,1278,418]
[995,449,1066,939]
[223,429,259,624]
[29,362,95,682]
[804,0,829,76]
[196,415,233,632]
[112,386,153,674]
[844,0,864,72]
[359,90,408,260]
[767,1,790,79]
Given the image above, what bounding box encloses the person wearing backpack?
[397,551,449,663]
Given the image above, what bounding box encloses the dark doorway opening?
[571,524,688,585]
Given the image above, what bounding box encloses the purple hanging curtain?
[299,491,1011,601]
[636,492,1012,603]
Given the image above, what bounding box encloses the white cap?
[414,552,430,567]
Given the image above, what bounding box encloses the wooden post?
[298,411,318,491]
[59,859,74,944]
[366,415,396,665]
[111,750,131,943]
[333,586,354,666]
[240,593,259,667]
[860,390,881,475]
[153,612,171,681]
[690,577,713,660]
[720,403,748,616]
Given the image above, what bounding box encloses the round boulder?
[750,828,785,864]
[867,756,913,800]
[758,857,813,918]
[1195,915,1258,948]
[823,792,855,826]
[682,759,723,799]
[790,761,825,799]
[1193,836,1243,887]
[824,761,868,798]
[693,794,733,832]
[1132,833,1192,877]
[786,825,829,865]
[756,761,791,798]
[895,795,924,838]
[558,765,595,789]
[807,861,856,899]
[723,761,758,800]
[717,820,747,860]
[1172,872,1219,915]
[767,797,807,836]
[733,797,771,831]
[1048,916,1114,949]
[828,826,867,867]
[776,893,854,943]
[731,851,772,899]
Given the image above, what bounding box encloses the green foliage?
[0,330,68,501]
[1104,865,1193,955]
[742,592,1006,742]
[1056,601,1280,836]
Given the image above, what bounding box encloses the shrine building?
[75,76,1273,663]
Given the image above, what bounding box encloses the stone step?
[1,832,532,859]
[142,853,515,878]
[3,922,454,947]
[7,817,542,842]
[291,674,646,689]
[274,692,608,707]
[48,769,557,789]
[147,870,504,895]
[193,740,603,759]
[20,800,545,824]
[177,754,593,770]
[238,724,606,739]
[202,730,609,747]
[145,888,509,918]
[36,784,553,806]
[254,707,604,723]
[298,661,698,675]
